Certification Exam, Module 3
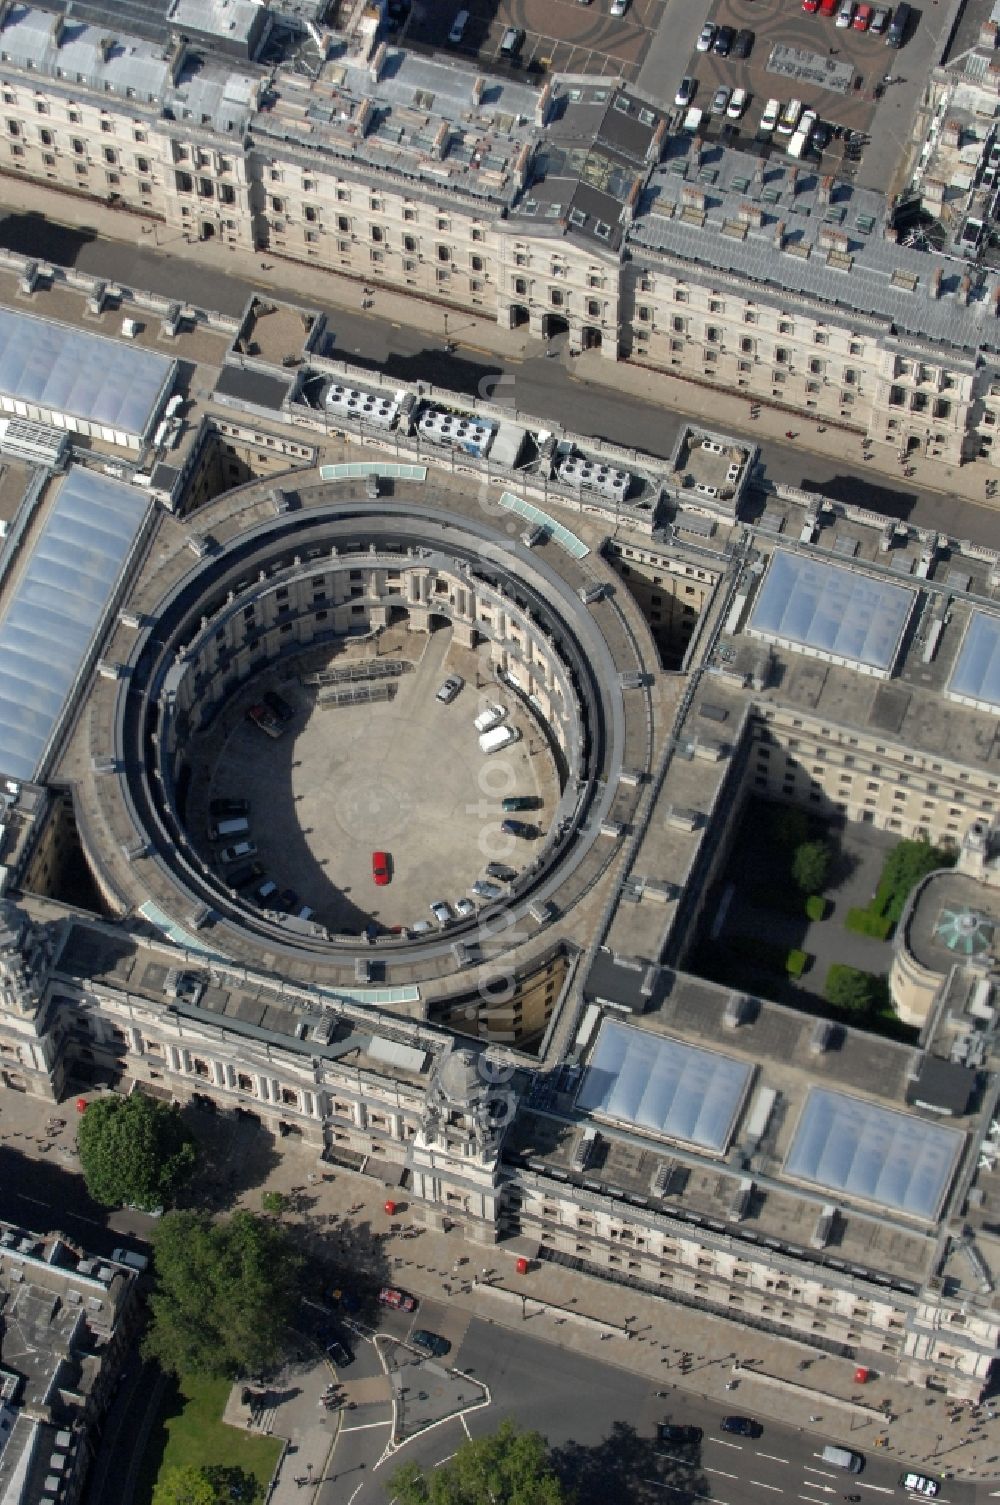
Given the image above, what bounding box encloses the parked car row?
[696,22,754,57]
[802,0,909,44]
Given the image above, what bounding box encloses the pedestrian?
[785,430,796,440]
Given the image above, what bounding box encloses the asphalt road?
[3,209,1000,551]
[325,1315,977,1505]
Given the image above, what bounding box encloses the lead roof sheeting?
[948,610,1000,709]
[0,307,174,441]
[0,468,149,780]
[784,1087,965,1220]
[368,1035,429,1073]
[748,549,916,671]
[576,1018,752,1152]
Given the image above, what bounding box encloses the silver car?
[470,879,503,901]
[436,674,464,704]
[430,900,453,926]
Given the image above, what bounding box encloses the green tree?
[824,963,879,1016]
[143,1210,303,1379]
[261,1191,290,1217]
[153,1465,262,1505]
[876,837,954,922]
[77,1093,198,1211]
[791,840,832,894]
[391,1420,570,1505]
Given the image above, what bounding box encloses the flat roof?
[947,609,1000,710]
[0,467,150,780]
[0,306,175,444]
[747,549,916,674]
[576,1018,753,1153]
[784,1086,965,1221]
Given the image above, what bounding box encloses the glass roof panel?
[576,1019,752,1152]
[947,610,1000,710]
[0,467,150,780]
[748,550,916,673]
[0,306,174,442]
[784,1087,964,1220]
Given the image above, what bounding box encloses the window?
[740,336,754,354]
[437,244,449,262]
[808,357,824,375]
[100,117,112,133]
[587,299,600,317]
[671,314,684,332]
[706,325,720,344]
[304,205,317,222]
[371,224,383,242]
[103,145,117,164]
[814,331,829,345]
[136,154,149,172]
[337,215,350,232]
[514,251,528,267]
[471,226,484,241]
[709,298,723,313]
[776,346,789,365]
[403,235,416,252]
[5,120,18,136]
[889,385,905,407]
[550,288,564,307]
[471,254,483,271]
[778,319,793,334]
[271,196,284,213]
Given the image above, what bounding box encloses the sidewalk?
[248,1146,1000,1488]
[1,173,997,514]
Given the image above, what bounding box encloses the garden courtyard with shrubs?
[688,800,954,1040]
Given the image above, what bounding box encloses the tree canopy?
[824,963,879,1016]
[390,1420,570,1505]
[143,1210,303,1379]
[153,1465,262,1505]
[876,837,954,923]
[791,840,832,895]
[77,1092,198,1211]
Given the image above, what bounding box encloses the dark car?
[811,120,832,150]
[658,1423,703,1445]
[713,24,734,54]
[500,819,535,839]
[733,27,754,56]
[263,689,295,723]
[210,797,250,817]
[485,861,518,881]
[502,796,539,812]
[326,1338,353,1367]
[278,888,299,912]
[227,860,264,890]
[721,1416,762,1437]
[412,1328,451,1357]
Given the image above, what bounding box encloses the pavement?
[2,174,1000,540]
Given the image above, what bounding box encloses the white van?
[821,1446,863,1473]
[474,704,507,734]
[760,97,781,134]
[209,816,249,840]
[480,725,522,755]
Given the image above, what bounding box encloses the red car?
[372,851,391,886]
[853,1,872,25]
[378,1286,417,1312]
[802,0,820,10]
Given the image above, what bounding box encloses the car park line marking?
[710,1438,743,1450]
[706,1463,738,1477]
[655,1452,696,1467]
[804,1467,837,1479]
[758,1453,790,1464]
[460,1413,472,1439]
[435,1453,456,1467]
[750,1484,783,1493]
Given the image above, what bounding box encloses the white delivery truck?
[480,725,522,755]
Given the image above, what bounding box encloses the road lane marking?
[340,1421,393,1432]
[655,1452,696,1467]
[757,1454,790,1465]
[856,1486,895,1496]
[750,1484,783,1494]
[804,1467,837,1479]
[460,1414,471,1439]
[642,1483,729,1504]
[706,1468,737,1480]
[710,1438,743,1450]
[434,1453,456,1467]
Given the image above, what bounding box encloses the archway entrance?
[200,221,216,241]
[542,314,569,340]
[509,304,529,329]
